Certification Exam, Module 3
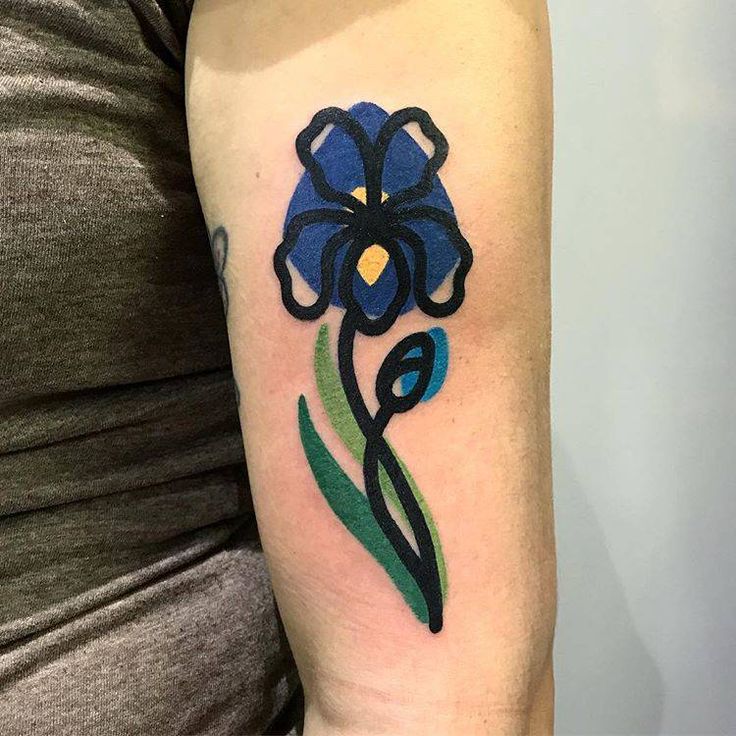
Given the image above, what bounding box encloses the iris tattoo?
[273,103,473,633]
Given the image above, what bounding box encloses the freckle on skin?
[255,171,260,178]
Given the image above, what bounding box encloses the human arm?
[186,1,555,732]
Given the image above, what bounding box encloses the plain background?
[551,2,736,734]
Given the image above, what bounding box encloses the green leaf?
[298,395,428,623]
[313,323,448,599]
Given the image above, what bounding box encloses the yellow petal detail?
[357,245,390,286]
[351,186,388,204]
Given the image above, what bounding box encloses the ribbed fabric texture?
[0,2,298,733]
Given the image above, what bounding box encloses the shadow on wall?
[553,441,664,736]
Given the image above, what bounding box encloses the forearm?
[186,0,555,732]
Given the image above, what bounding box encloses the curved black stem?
[337,316,444,633]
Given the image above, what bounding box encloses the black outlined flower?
[274,103,475,634]
[273,103,473,336]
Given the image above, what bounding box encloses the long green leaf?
[313,324,448,599]
[298,395,428,623]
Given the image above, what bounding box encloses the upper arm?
[186,1,554,732]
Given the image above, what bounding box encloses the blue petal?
[282,102,458,316]
[400,327,449,401]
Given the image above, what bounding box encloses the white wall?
[551,3,736,734]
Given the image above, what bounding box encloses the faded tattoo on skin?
[210,226,230,315]
[209,225,240,406]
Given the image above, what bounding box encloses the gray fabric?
[0,1,298,733]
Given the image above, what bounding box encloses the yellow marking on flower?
[357,244,390,286]
[350,187,390,285]
[351,186,389,204]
